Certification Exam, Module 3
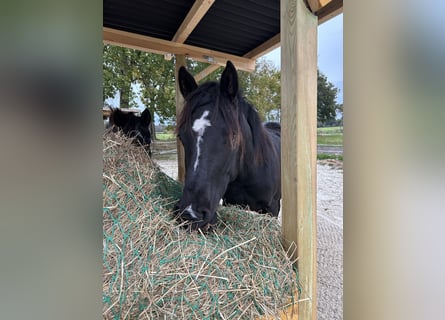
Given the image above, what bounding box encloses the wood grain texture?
[281,0,318,319]
[172,0,215,43]
[175,55,187,183]
[306,0,322,12]
[316,0,343,25]
[103,27,255,72]
[244,33,281,59]
[194,64,220,82]
[194,32,280,82]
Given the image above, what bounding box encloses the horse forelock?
[176,81,275,167]
[176,82,216,135]
[176,82,242,150]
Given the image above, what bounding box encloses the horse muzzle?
[174,203,217,232]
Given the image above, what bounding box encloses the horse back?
[264,122,281,137]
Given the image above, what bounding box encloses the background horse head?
[175,61,281,230]
[109,108,153,156]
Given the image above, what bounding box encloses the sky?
[263,14,343,103]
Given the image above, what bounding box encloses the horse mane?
[242,100,277,165]
[176,82,276,166]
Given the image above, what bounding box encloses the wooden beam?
[175,55,187,183]
[172,0,215,43]
[316,0,343,24]
[197,0,340,79]
[306,0,334,12]
[248,1,341,59]
[172,0,217,83]
[103,27,256,72]
[281,1,318,320]
[244,1,341,61]
[319,0,332,6]
[244,33,281,59]
[195,33,280,82]
[194,64,220,82]
[306,0,322,13]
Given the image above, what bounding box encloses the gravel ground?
[154,158,343,319]
[316,161,343,320]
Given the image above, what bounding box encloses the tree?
[238,60,281,121]
[103,45,177,125]
[317,70,339,126]
[103,45,140,108]
[103,46,340,128]
[137,54,175,124]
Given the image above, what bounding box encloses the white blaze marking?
[192,110,211,171]
[185,204,198,219]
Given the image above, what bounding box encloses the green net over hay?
[103,132,299,319]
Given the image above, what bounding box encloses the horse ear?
[178,66,198,98]
[141,108,152,125]
[111,109,125,126]
[220,61,239,100]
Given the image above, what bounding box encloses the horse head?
[175,61,243,230]
[109,108,152,155]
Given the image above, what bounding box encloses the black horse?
[175,61,281,230]
[108,108,153,156]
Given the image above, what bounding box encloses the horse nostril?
[198,209,217,232]
[198,208,211,220]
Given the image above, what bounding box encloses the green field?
[317,134,343,146]
[156,127,343,146]
[317,126,343,146]
[156,132,175,141]
[317,126,343,134]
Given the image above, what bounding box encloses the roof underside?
[104,0,195,44]
[187,1,280,56]
[103,0,342,72]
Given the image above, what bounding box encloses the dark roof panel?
[104,0,195,41]
[186,0,280,55]
[103,0,280,56]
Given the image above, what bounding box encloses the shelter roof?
[103,0,342,72]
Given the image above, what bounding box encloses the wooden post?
[175,54,186,183]
[281,0,318,319]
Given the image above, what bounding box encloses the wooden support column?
[281,0,318,319]
[175,54,186,183]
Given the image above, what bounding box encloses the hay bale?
[103,132,299,319]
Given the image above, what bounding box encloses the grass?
[317,134,343,146]
[317,154,343,161]
[156,132,175,141]
[317,126,343,134]
[317,126,343,146]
